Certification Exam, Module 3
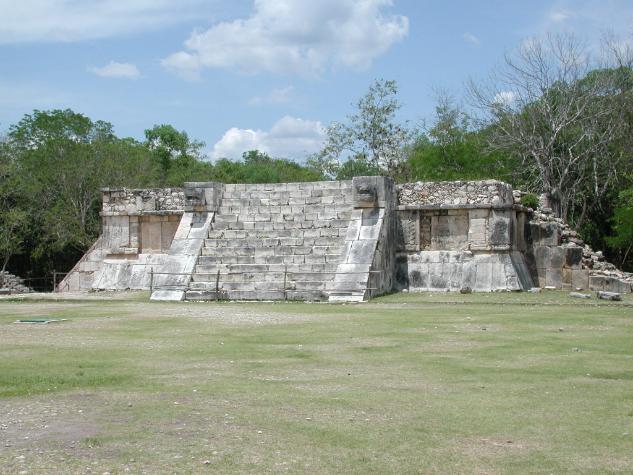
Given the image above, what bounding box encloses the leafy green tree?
[335,156,383,180]
[0,140,29,272]
[312,79,413,178]
[607,186,633,268]
[144,124,204,185]
[408,96,514,182]
[213,150,323,184]
[6,109,156,275]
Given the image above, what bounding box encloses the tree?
[144,124,204,185]
[6,110,156,269]
[311,79,413,178]
[0,140,28,272]
[607,185,633,268]
[212,150,324,184]
[468,34,632,221]
[408,93,514,182]
[335,158,382,180]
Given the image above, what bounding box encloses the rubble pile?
[512,190,633,285]
[0,271,32,294]
[398,180,514,207]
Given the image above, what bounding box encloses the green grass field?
[1,291,632,474]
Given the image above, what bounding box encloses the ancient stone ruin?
[59,177,632,301]
[0,271,33,294]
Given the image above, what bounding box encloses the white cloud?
[249,86,295,106]
[88,61,140,79]
[163,0,408,78]
[212,116,326,161]
[493,91,518,107]
[462,32,480,46]
[0,0,213,44]
[548,9,571,23]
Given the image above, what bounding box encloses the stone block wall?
[59,188,185,292]
[184,180,354,302]
[61,177,631,298]
[394,180,533,292]
[330,177,396,302]
[395,207,518,254]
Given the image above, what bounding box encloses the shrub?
[521,193,539,209]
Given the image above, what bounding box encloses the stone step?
[209,221,349,233]
[213,209,351,222]
[182,180,356,303]
[217,199,350,211]
[218,194,348,204]
[196,257,337,272]
[185,289,329,301]
[203,239,343,251]
[200,245,342,256]
[193,263,336,273]
[189,274,335,287]
[191,268,336,283]
[219,184,351,201]
[206,229,346,240]
[187,275,365,296]
[196,253,343,265]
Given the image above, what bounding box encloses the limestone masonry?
[58,177,632,301]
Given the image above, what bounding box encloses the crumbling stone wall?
[0,271,32,294]
[398,180,514,206]
[101,188,184,214]
[524,202,632,293]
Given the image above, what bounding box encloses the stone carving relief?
[354,182,378,208]
[396,210,418,251]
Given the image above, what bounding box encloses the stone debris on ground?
[569,292,591,299]
[517,192,633,287]
[596,291,622,301]
[0,271,32,294]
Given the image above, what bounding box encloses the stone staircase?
[184,181,354,300]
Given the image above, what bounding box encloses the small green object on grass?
[14,317,67,324]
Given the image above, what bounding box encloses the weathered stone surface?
[101,188,184,215]
[184,182,223,212]
[0,271,32,293]
[597,291,621,301]
[397,250,531,292]
[570,292,591,299]
[564,246,583,268]
[397,180,514,207]
[330,177,395,301]
[62,177,631,299]
[150,211,214,301]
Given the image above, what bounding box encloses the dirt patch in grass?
[1,395,99,448]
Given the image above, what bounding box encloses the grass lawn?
[0,291,632,474]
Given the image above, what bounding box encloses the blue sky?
[1,0,632,161]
